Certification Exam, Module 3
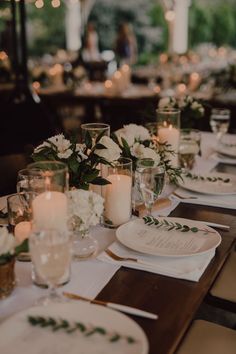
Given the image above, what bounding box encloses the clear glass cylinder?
[0,258,15,299]
[157,108,181,166]
[102,158,132,228]
[81,123,110,145]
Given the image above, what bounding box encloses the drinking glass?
[81,123,110,145]
[135,159,165,216]
[210,108,230,140]
[29,229,72,305]
[179,129,201,170]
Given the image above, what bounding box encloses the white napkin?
[210,152,236,165]
[172,188,236,210]
[97,242,215,282]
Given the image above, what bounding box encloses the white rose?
[34,141,50,153]
[115,128,135,146]
[0,227,16,257]
[191,101,200,110]
[131,143,160,164]
[123,124,150,142]
[95,136,121,162]
[158,97,171,108]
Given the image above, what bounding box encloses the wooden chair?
[176,320,236,354]
[0,153,30,196]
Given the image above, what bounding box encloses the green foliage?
[26,2,65,56]
[189,2,213,46]
[211,4,236,46]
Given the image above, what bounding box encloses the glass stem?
[146,203,153,216]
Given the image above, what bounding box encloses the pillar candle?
[32,191,67,232]
[104,174,132,226]
[158,124,180,166]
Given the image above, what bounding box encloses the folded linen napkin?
[172,188,236,210]
[97,241,215,282]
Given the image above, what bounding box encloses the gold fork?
[105,249,139,263]
[172,192,198,200]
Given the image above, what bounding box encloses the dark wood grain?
[96,162,236,354]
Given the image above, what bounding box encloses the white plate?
[0,302,148,354]
[216,144,236,158]
[178,172,236,195]
[116,218,221,257]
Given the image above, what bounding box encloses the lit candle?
[189,72,201,91]
[112,70,123,94]
[158,123,180,166]
[104,174,132,226]
[48,64,63,86]
[120,64,131,89]
[14,221,32,244]
[32,191,67,232]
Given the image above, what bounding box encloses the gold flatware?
[63,291,158,320]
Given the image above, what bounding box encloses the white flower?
[0,227,16,257]
[75,144,88,162]
[131,142,160,164]
[67,189,104,231]
[191,101,200,110]
[34,141,50,153]
[115,124,151,147]
[47,134,73,159]
[94,136,121,162]
[158,97,175,109]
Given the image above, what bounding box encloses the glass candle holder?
[102,158,132,228]
[157,108,180,166]
[81,123,110,145]
[27,161,69,287]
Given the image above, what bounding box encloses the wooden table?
[96,163,236,354]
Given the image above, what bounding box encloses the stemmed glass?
[29,229,72,305]
[210,108,230,141]
[135,159,165,216]
[81,123,110,145]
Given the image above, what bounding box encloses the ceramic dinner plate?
[0,302,148,354]
[116,218,221,257]
[178,172,236,195]
[216,144,236,158]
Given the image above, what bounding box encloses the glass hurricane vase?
[72,228,98,260]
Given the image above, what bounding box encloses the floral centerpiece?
[0,227,28,298]
[67,189,104,258]
[112,124,182,184]
[32,133,121,189]
[158,95,205,128]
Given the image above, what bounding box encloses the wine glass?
[210,108,230,141]
[135,159,165,216]
[29,229,72,305]
[81,123,110,146]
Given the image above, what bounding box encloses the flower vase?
[72,228,98,259]
[0,258,15,299]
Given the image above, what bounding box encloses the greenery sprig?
[143,216,216,235]
[28,316,137,344]
[184,172,230,183]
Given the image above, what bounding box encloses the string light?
[51,0,61,8]
[35,0,44,9]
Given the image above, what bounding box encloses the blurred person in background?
[82,22,100,62]
[115,22,137,66]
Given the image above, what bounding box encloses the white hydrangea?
[94,136,121,162]
[0,227,16,257]
[115,124,151,147]
[67,189,104,231]
[131,142,160,164]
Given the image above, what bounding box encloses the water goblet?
[135,159,165,216]
[81,123,110,146]
[29,229,72,305]
[210,108,230,141]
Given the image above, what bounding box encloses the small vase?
[72,228,98,259]
[0,258,15,299]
